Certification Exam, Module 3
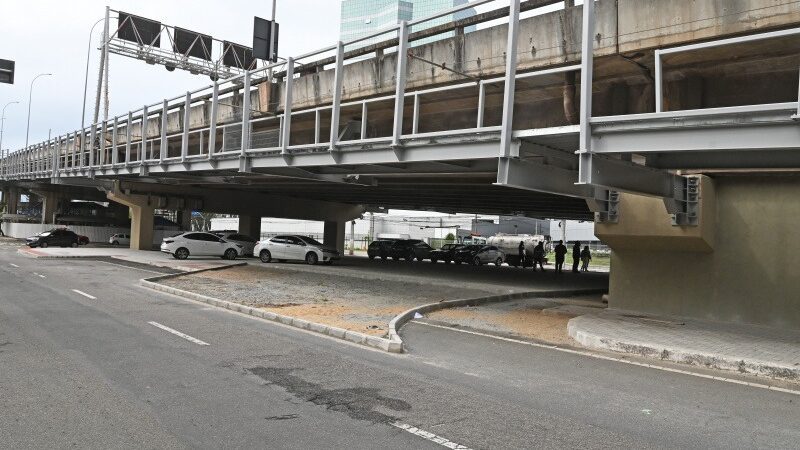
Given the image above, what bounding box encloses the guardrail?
[2,0,558,181]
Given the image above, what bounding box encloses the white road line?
[148,321,210,346]
[71,289,97,300]
[9,263,19,268]
[391,422,471,449]
[412,321,800,397]
[98,260,165,275]
[33,272,45,278]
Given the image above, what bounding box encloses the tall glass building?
[340,0,476,49]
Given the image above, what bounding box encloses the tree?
[445,232,456,242]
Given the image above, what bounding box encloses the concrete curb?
[388,288,608,348]
[17,247,100,259]
[140,266,403,353]
[567,314,800,381]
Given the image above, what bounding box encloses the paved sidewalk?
[17,246,241,272]
[568,311,800,381]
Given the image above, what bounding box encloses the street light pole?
[24,73,52,149]
[81,18,105,133]
[1,101,20,154]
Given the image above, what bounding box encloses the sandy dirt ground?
[421,295,605,346]
[160,265,495,336]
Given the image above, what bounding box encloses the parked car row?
[368,239,507,266]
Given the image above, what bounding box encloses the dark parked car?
[452,244,484,264]
[367,239,396,260]
[78,235,90,246]
[428,243,464,264]
[26,229,80,248]
[389,239,433,262]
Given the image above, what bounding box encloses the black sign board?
[174,27,212,61]
[0,59,14,84]
[222,42,254,69]
[118,12,162,47]
[253,17,279,63]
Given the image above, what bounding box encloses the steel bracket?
[665,176,700,226]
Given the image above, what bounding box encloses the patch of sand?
[430,306,576,346]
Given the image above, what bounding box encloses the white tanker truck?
[485,233,547,267]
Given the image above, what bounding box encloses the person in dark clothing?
[518,241,526,268]
[572,241,581,273]
[532,242,545,272]
[554,240,568,273]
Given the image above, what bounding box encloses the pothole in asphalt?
[247,366,410,423]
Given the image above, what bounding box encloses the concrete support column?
[176,209,192,231]
[323,220,345,253]
[5,187,19,215]
[106,189,155,250]
[238,214,261,239]
[38,191,60,224]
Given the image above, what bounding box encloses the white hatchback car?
[161,232,242,260]
[109,233,130,246]
[254,235,340,265]
[212,231,257,256]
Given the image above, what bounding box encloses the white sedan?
[213,231,257,256]
[161,232,242,260]
[254,235,340,265]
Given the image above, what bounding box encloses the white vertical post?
[181,91,190,162]
[412,94,420,134]
[125,112,132,166]
[89,124,96,167]
[141,105,149,162]
[112,117,118,165]
[360,102,368,139]
[241,72,251,155]
[314,109,321,144]
[281,57,295,154]
[329,41,344,150]
[477,82,486,128]
[577,0,595,185]
[160,99,168,161]
[208,81,219,158]
[499,0,521,157]
[392,22,410,147]
[655,49,663,113]
[100,121,107,166]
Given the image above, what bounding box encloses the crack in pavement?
[247,366,411,424]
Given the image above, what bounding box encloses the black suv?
[367,239,396,260]
[452,244,483,264]
[26,229,80,248]
[389,239,433,262]
[428,243,464,264]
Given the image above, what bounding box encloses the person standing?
[532,241,546,272]
[518,241,526,268]
[580,245,592,272]
[572,241,581,273]
[554,240,568,273]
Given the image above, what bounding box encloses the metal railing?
[3,0,565,181]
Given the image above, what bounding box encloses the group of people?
[518,240,592,273]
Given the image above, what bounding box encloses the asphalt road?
[0,244,798,449]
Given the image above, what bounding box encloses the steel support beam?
[281,58,295,155]
[499,0,520,158]
[208,81,219,158]
[391,21,410,148]
[160,99,168,162]
[329,41,344,152]
[577,0,595,185]
[495,157,594,198]
[181,91,190,162]
[584,154,682,199]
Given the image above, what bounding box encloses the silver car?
[471,245,505,266]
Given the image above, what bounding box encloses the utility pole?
[92,7,110,131]
[268,0,277,81]
[349,220,355,255]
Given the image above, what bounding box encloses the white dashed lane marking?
[391,422,471,449]
[148,321,210,346]
[71,289,97,300]
[9,263,19,268]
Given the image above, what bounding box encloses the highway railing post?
[281,57,295,155]
[329,41,344,151]
[392,21,409,148]
[240,71,251,156]
[141,105,149,162]
[160,99,168,162]
[499,0,520,158]
[577,0,595,185]
[125,112,132,166]
[112,117,119,165]
[208,81,219,159]
[181,91,190,162]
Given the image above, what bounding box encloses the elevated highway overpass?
[3,0,800,330]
